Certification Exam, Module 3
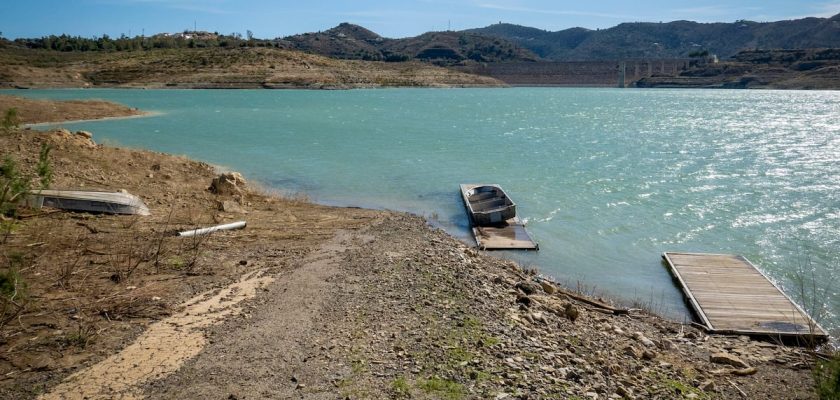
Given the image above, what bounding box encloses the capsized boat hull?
[27,189,150,216]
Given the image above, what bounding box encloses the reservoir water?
[6,88,839,335]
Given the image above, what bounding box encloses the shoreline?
[0,103,831,399]
[23,110,162,128]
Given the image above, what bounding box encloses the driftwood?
[534,277,629,315]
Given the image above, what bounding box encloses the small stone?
[642,350,657,360]
[516,295,532,307]
[515,281,540,295]
[76,130,93,139]
[530,312,546,323]
[660,339,676,350]
[699,380,716,391]
[239,260,248,265]
[151,296,162,301]
[685,394,698,399]
[710,352,749,369]
[623,345,643,359]
[616,385,632,397]
[633,332,655,347]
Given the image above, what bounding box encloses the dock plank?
[663,252,827,340]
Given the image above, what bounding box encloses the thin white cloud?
[812,1,840,17]
[670,5,762,18]
[476,3,639,20]
[94,0,233,15]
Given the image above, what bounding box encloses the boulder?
[210,172,247,196]
[75,130,93,139]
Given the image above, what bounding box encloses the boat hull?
[460,184,516,226]
[27,189,150,216]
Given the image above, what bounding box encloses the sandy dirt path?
[38,269,276,400]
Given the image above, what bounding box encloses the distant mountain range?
[466,14,840,60]
[279,14,840,63]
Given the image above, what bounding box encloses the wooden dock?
[460,184,538,251]
[663,252,828,341]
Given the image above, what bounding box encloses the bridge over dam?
[453,59,691,87]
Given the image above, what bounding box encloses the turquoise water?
[6,88,839,334]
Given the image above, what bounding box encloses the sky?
[2,0,840,39]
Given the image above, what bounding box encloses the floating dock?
[663,252,828,341]
[460,184,538,251]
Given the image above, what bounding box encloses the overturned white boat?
[27,189,150,216]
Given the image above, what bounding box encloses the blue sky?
[3,0,840,39]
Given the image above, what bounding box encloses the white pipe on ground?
[178,221,246,237]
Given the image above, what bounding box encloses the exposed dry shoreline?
[0,94,144,124]
[0,47,504,90]
[0,98,829,399]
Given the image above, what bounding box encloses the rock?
[685,394,698,399]
[623,345,643,359]
[616,385,633,397]
[76,130,93,139]
[210,172,247,196]
[564,303,579,322]
[530,312,546,324]
[219,200,247,214]
[539,281,557,294]
[515,281,540,295]
[710,352,749,369]
[699,380,716,391]
[660,339,676,350]
[633,332,655,347]
[642,350,657,360]
[56,128,72,136]
[516,295,532,307]
[731,367,758,376]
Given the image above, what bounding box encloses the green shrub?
[0,156,30,217]
[1,108,20,134]
[814,353,840,400]
[0,144,52,217]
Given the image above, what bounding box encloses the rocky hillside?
[279,23,538,64]
[635,48,840,89]
[467,13,840,60]
[0,46,503,89]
